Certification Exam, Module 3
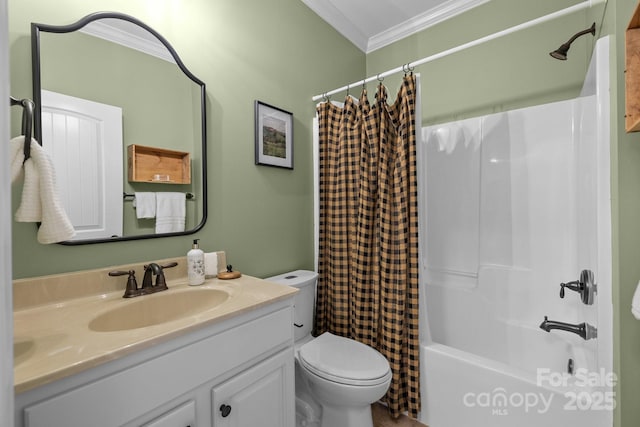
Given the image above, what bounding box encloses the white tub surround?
[418,37,612,427]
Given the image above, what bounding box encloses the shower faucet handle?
[559,269,597,305]
[559,280,582,299]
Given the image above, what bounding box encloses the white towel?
[155,192,185,233]
[10,136,76,244]
[205,252,218,277]
[632,280,640,320]
[134,192,156,219]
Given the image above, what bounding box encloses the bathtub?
[417,37,612,427]
[420,278,611,427]
[420,342,611,426]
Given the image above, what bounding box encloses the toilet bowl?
[265,270,392,427]
[298,332,392,427]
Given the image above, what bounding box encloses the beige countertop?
[13,258,297,394]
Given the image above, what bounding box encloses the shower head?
[549,22,596,60]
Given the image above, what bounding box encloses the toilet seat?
[298,332,392,387]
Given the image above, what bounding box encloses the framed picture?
[255,100,293,169]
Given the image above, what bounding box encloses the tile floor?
[372,403,428,427]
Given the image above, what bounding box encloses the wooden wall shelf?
[626,2,640,132]
[127,144,191,184]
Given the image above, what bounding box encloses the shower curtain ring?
[377,73,384,82]
[346,84,350,96]
[403,63,415,75]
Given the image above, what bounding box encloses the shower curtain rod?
[311,0,601,102]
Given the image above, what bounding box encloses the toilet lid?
[298,332,391,386]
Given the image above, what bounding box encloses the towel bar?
[9,96,35,161]
[123,192,195,200]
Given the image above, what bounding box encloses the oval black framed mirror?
[31,11,207,245]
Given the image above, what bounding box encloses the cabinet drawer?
[24,307,292,427]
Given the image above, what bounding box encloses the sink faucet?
[142,263,166,291]
[109,261,178,298]
[142,262,178,293]
[539,316,597,340]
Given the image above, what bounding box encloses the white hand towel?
[155,192,186,233]
[134,192,156,219]
[205,252,218,277]
[10,136,40,221]
[632,280,640,320]
[10,136,76,244]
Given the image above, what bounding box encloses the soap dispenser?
[187,239,205,286]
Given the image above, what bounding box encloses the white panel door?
[41,90,123,240]
[211,349,295,427]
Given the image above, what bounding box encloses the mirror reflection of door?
[41,89,123,240]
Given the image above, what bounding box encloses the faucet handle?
[108,270,130,276]
[559,280,582,299]
[559,269,597,305]
[160,262,178,269]
[109,269,140,298]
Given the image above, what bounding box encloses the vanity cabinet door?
[142,400,196,427]
[211,349,294,427]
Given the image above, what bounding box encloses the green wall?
[40,31,195,152]
[8,0,364,278]
[365,0,594,123]
[610,1,640,426]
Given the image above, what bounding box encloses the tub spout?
[539,316,597,340]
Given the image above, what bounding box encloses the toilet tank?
[264,270,318,342]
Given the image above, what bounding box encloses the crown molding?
[79,20,175,63]
[300,0,370,52]
[302,0,489,53]
[367,0,490,53]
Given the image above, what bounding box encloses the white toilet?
[266,270,392,427]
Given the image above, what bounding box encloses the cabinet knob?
[220,404,232,417]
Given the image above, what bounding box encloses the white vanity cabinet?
[15,300,295,427]
[142,401,196,427]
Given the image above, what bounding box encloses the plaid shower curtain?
[315,74,421,418]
